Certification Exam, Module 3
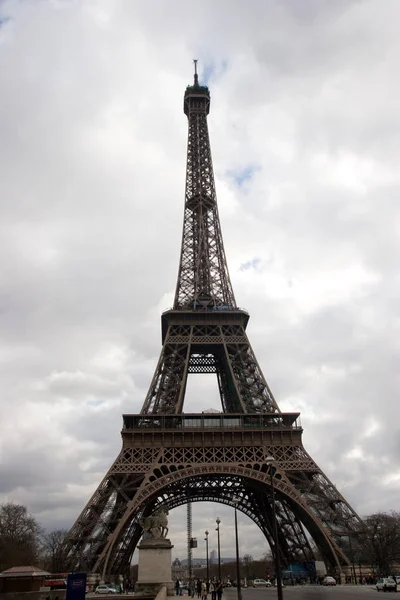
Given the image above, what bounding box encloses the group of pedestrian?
[208,578,223,600]
[180,578,223,599]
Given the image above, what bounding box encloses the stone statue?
[140,508,169,539]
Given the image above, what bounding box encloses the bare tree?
[41,529,69,573]
[362,512,400,576]
[242,554,254,579]
[0,503,42,570]
[257,552,275,579]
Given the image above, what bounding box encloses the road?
[88,585,388,600]
[223,585,389,600]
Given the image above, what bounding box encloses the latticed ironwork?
[63,67,364,578]
[174,77,235,310]
[140,319,279,414]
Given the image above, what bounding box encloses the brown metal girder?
[289,471,363,529]
[153,478,280,559]
[161,309,249,342]
[96,464,344,577]
[100,476,300,574]
[64,75,364,580]
[173,107,235,310]
[63,451,163,569]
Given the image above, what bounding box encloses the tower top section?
[174,61,235,311]
[184,59,210,116]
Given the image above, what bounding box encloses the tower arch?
[97,465,344,578]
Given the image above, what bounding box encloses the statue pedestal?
[135,538,174,597]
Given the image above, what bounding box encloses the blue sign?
[66,572,87,600]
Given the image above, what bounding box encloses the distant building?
[180,558,207,567]
[172,558,188,582]
[210,550,217,564]
[180,557,235,567]
[0,566,51,593]
[220,558,235,565]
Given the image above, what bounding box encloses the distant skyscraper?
[210,550,217,564]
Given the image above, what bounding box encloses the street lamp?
[266,456,283,600]
[216,517,221,581]
[373,525,382,576]
[205,530,210,585]
[233,497,243,600]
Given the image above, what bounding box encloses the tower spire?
[193,58,198,86]
[176,68,235,309]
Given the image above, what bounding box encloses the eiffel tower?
[64,63,363,578]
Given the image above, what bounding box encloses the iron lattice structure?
[63,68,364,577]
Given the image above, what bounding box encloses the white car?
[95,585,117,594]
[322,576,336,586]
[376,578,397,592]
[253,579,271,587]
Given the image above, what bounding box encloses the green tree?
[0,503,41,570]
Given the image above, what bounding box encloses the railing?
[123,412,301,431]
[162,306,249,315]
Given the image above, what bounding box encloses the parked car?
[376,577,397,592]
[322,576,337,586]
[253,579,271,588]
[394,577,400,586]
[95,585,118,594]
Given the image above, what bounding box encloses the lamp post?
[233,497,243,600]
[373,525,382,576]
[216,517,221,581]
[266,456,283,600]
[205,530,210,586]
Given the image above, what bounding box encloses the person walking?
[196,580,202,598]
[216,581,223,600]
[210,579,217,600]
[201,580,207,600]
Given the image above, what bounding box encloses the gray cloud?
[0,0,399,560]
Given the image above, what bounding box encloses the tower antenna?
[193,58,198,86]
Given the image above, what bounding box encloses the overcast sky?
[0,0,399,563]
